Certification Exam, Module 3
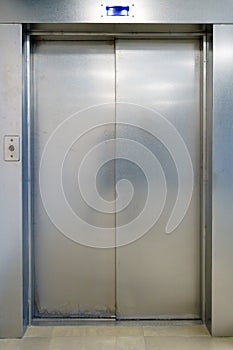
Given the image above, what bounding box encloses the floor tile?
[4,338,50,350]
[52,326,116,337]
[143,325,210,337]
[115,326,143,336]
[116,336,146,350]
[25,326,53,338]
[2,325,233,350]
[52,325,143,337]
[0,340,7,350]
[145,336,233,350]
[49,336,116,350]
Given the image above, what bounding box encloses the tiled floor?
[1,325,233,349]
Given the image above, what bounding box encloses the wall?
[212,25,233,336]
[0,24,24,338]
[0,0,232,23]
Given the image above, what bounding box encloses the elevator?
[1,0,233,338]
[32,37,202,320]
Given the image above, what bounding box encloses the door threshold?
[31,318,202,327]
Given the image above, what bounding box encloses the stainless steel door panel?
[33,41,116,316]
[115,40,201,318]
[33,38,201,319]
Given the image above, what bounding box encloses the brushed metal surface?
[115,39,201,318]
[205,33,213,334]
[0,24,24,338]
[30,24,206,35]
[0,0,233,23]
[33,41,116,317]
[211,25,233,336]
[23,31,32,327]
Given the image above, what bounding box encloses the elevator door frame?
[27,31,207,325]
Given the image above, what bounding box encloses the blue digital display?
[106,5,130,16]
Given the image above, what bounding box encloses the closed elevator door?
[33,38,201,319]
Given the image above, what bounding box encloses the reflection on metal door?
[33,39,201,319]
[33,41,116,317]
[115,40,201,319]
